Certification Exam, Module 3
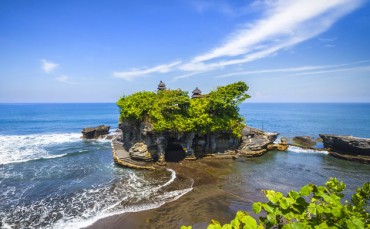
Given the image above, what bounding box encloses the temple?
[157,81,166,91]
[191,87,203,98]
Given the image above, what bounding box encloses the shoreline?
[87,159,261,229]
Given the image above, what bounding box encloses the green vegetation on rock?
[117,81,250,136]
[182,178,370,229]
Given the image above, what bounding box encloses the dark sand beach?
[88,159,259,229]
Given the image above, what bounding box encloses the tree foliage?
[117,81,250,136]
[184,178,370,229]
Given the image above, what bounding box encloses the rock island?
[106,81,287,169]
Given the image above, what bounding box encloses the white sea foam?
[53,185,194,229]
[162,168,177,188]
[288,146,329,154]
[0,133,82,165]
[0,165,194,229]
[53,169,193,229]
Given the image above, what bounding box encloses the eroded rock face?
[117,120,280,162]
[238,126,279,156]
[81,125,110,139]
[267,142,289,151]
[320,134,370,156]
[120,120,242,162]
[129,142,153,161]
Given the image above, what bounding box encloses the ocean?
[0,103,370,228]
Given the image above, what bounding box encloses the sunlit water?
[0,103,369,228]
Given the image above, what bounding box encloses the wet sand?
[87,159,259,229]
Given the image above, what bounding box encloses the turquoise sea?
[0,103,370,228]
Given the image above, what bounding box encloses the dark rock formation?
[320,134,370,163]
[238,126,279,157]
[81,125,110,139]
[292,136,316,148]
[116,119,280,165]
[119,119,242,164]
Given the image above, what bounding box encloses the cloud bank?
[113,0,364,81]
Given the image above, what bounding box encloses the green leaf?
[299,185,313,196]
[180,226,192,229]
[253,203,262,214]
[307,204,317,215]
[346,217,365,229]
[332,206,342,218]
[288,190,300,200]
[315,222,329,229]
[279,198,290,210]
[266,212,277,224]
[282,222,306,229]
[262,203,274,213]
[221,224,232,229]
[242,215,258,229]
[207,220,222,229]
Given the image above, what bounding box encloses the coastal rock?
[292,136,316,148]
[320,134,370,155]
[117,119,280,165]
[81,125,110,139]
[239,149,267,157]
[320,134,370,163]
[129,142,153,162]
[238,126,278,156]
[267,142,289,151]
[280,137,289,143]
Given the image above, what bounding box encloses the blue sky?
[1,0,370,103]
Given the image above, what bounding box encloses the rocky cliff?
[117,120,283,166]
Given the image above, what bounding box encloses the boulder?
[81,125,110,139]
[292,136,316,148]
[129,142,153,162]
[238,126,279,156]
[320,134,370,156]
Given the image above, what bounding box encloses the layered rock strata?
[320,134,370,163]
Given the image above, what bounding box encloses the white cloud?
[113,0,364,81]
[188,0,363,69]
[216,60,370,78]
[289,65,370,77]
[40,59,59,74]
[318,37,338,42]
[113,61,182,81]
[55,75,71,83]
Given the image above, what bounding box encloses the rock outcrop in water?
[292,136,316,148]
[320,134,370,163]
[119,119,242,163]
[114,120,281,168]
[110,81,286,169]
[81,125,110,139]
[238,126,280,157]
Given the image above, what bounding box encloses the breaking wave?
[0,133,84,165]
[0,168,193,229]
[288,145,329,154]
[0,133,112,165]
